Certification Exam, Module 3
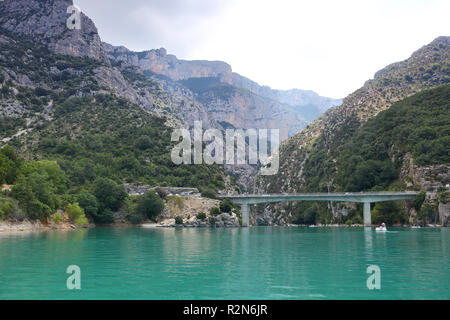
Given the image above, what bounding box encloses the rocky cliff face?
[400,153,450,192]
[0,0,222,130]
[231,73,342,115]
[103,43,233,83]
[103,43,340,139]
[255,36,450,225]
[183,78,308,139]
[0,0,108,63]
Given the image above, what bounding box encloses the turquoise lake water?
[0,227,449,300]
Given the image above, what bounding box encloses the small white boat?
[376,227,387,232]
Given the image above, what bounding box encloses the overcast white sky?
[74,0,449,98]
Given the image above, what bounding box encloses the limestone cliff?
[0,0,108,63]
[103,43,341,139]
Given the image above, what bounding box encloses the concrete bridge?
[218,192,420,227]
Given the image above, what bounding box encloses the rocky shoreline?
[0,220,82,233]
[154,212,241,228]
[1,220,447,234]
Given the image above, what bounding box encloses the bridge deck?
[218,192,419,204]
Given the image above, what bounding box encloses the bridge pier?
[241,203,249,227]
[363,202,371,227]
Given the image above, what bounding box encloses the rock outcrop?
[103,44,233,83]
[400,153,450,192]
[439,202,450,226]
[0,0,108,63]
[158,212,240,228]
[124,184,201,197]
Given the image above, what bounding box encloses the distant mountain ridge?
[103,43,342,139]
[0,0,339,189]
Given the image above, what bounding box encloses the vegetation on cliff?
[292,84,450,225]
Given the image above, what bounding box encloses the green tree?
[95,208,114,224]
[372,201,405,225]
[135,191,164,220]
[21,160,67,194]
[414,191,426,211]
[11,161,67,220]
[76,190,98,219]
[93,178,127,212]
[0,146,22,184]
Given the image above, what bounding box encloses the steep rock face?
[104,43,340,139]
[255,36,450,225]
[0,0,108,63]
[93,66,217,129]
[400,153,450,192]
[0,0,218,131]
[184,79,307,140]
[103,44,233,83]
[439,202,450,226]
[232,73,342,115]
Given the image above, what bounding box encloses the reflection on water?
[0,227,449,300]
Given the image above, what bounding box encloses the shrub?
[52,212,63,224]
[74,215,89,226]
[96,208,115,224]
[352,214,363,225]
[418,203,438,224]
[209,206,220,216]
[0,198,15,220]
[414,191,426,211]
[76,190,98,219]
[201,188,217,199]
[135,191,164,220]
[175,216,183,225]
[196,212,206,220]
[167,195,184,213]
[126,213,143,225]
[372,201,406,225]
[66,203,84,221]
[219,199,233,213]
[66,203,88,226]
[34,87,50,97]
[135,136,152,150]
